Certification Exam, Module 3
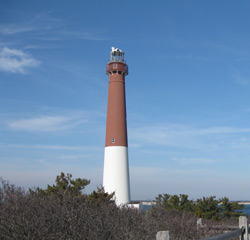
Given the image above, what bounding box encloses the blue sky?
[1,0,250,201]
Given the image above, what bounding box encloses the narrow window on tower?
[113,63,117,69]
[112,138,115,143]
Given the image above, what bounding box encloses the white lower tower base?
[103,146,130,205]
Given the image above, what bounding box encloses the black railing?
[201,227,244,240]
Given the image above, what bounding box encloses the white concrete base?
[103,146,130,205]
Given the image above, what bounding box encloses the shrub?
[0,178,156,240]
[0,176,241,240]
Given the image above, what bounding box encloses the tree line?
[155,193,243,220]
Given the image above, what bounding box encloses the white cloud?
[130,124,250,149]
[3,109,104,134]
[0,25,35,35]
[8,115,82,132]
[0,47,40,73]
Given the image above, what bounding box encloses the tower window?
[112,138,115,143]
[113,63,117,69]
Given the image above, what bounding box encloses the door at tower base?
[103,146,131,205]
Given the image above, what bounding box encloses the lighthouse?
[103,47,131,204]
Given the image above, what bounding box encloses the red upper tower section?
[105,47,129,147]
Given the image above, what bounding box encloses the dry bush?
[0,179,156,240]
[147,206,232,240]
[0,179,238,240]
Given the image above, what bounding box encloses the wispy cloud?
[173,54,219,62]
[0,143,99,151]
[8,115,85,132]
[59,30,110,41]
[59,154,93,160]
[0,13,109,42]
[0,47,40,73]
[186,126,250,135]
[0,25,35,35]
[203,42,244,56]
[130,166,216,178]
[173,157,216,165]
[232,74,250,86]
[32,30,110,42]
[130,124,250,149]
[0,12,62,36]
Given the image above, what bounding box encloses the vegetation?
[29,172,90,198]
[0,173,245,239]
[0,173,155,239]
[155,193,244,221]
[156,193,194,212]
